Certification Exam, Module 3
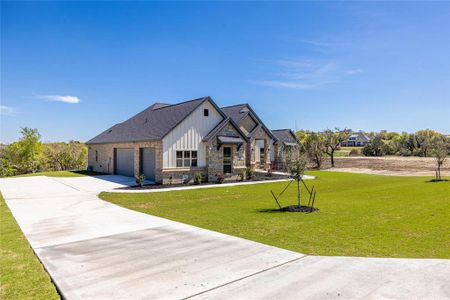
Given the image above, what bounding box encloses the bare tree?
[285,146,307,207]
[322,128,352,167]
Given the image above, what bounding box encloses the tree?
[415,129,441,157]
[44,142,87,171]
[322,128,351,167]
[304,132,325,168]
[285,146,307,207]
[398,132,417,156]
[430,136,448,180]
[0,127,43,175]
[19,127,42,173]
[362,134,385,156]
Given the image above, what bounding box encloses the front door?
[259,147,265,167]
[223,147,232,174]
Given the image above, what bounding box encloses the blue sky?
[1,1,449,143]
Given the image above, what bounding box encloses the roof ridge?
[272,128,292,131]
[153,96,209,111]
[220,103,248,109]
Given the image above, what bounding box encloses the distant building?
[341,131,370,147]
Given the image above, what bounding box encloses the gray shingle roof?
[272,129,298,145]
[220,104,248,125]
[221,103,277,141]
[86,97,211,144]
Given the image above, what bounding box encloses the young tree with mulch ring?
[285,145,308,208]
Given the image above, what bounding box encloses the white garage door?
[115,148,134,177]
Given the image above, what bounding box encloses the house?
[86,96,297,184]
[271,129,299,170]
[340,131,370,147]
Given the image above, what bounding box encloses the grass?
[0,193,59,300]
[100,171,450,258]
[13,170,105,178]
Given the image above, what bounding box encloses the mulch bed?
[117,175,289,190]
[281,205,319,213]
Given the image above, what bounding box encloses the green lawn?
[0,193,59,300]
[100,171,450,258]
[13,170,104,178]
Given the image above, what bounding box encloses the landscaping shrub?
[239,170,246,181]
[349,148,361,156]
[245,167,254,180]
[193,172,202,185]
[135,174,146,187]
[216,174,225,184]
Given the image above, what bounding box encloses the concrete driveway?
[1,175,449,299]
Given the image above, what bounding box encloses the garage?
[140,148,156,181]
[114,148,135,177]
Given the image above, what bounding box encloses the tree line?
[0,127,87,177]
[1,127,448,179]
[295,129,449,176]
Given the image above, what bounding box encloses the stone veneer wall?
[87,141,163,183]
[248,127,272,170]
[161,167,207,185]
[206,123,247,182]
[272,143,288,171]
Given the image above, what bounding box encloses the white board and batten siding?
[162,100,223,168]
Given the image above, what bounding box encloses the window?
[176,150,198,167]
[223,147,232,174]
[204,109,209,116]
[95,150,98,162]
[176,151,183,167]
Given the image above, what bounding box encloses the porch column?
[264,139,271,170]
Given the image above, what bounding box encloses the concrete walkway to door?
[1,175,449,299]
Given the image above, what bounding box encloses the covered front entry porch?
[203,119,248,183]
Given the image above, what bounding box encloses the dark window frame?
[204,109,209,117]
[175,150,198,168]
[223,147,232,174]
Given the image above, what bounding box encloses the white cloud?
[0,105,14,115]
[39,95,80,104]
[252,59,362,90]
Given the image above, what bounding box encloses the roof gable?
[87,96,217,144]
[221,103,276,141]
[203,117,248,142]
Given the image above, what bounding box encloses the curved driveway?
[1,175,449,299]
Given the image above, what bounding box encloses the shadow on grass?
[425,179,449,183]
[257,206,320,213]
[256,208,286,213]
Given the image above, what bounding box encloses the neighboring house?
[86,97,298,184]
[341,131,370,147]
[271,129,299,170]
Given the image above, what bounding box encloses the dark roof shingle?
[220,104,248,125]
[272,129,298,144]
[86,97,209,144]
